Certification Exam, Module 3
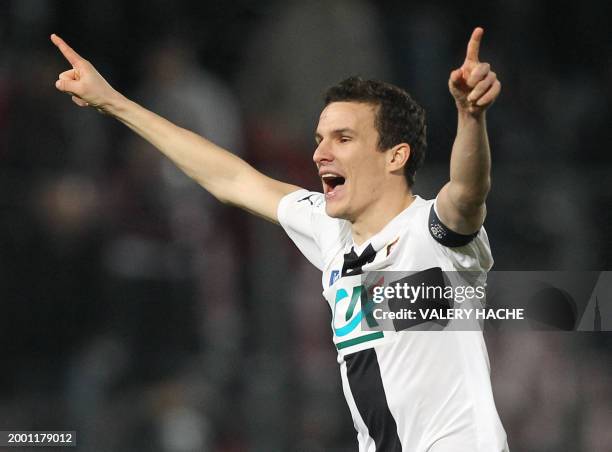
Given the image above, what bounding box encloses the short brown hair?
[324,77,427,187]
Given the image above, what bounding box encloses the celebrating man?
[52,27,506,451]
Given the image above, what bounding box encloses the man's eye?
[339,136,351,143]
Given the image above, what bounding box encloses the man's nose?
[313,141,333,165]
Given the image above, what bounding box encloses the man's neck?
[351,191,415,246]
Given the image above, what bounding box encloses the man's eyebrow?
[315,128,357,142]
[331,127,357,136]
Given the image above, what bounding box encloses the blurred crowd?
[0,1,610,451]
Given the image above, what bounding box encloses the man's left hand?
[449,27,501,116]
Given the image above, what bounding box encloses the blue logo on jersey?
[329,270,340,286]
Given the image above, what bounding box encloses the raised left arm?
[436,27,501,235]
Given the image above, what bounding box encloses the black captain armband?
[428,205,479,247]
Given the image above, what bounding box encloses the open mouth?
[321,173,346,196]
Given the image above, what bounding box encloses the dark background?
[0,0,611,450]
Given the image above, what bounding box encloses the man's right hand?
[50,33,301,223]
[51,34,121,112]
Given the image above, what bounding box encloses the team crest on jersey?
[386,236,400,256]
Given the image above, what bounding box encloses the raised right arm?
[50,34,301,223]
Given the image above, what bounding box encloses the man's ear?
[387,143,411,172]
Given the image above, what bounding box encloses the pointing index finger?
[50,33,83,66]
[465,27,484,63]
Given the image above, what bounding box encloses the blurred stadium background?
[0,0,611,451]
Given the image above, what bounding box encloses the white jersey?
[278,189,509,452]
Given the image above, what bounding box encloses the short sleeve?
[429,198,494,272]
[277,189,347,271]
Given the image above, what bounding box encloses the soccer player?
[51,27,506,451]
